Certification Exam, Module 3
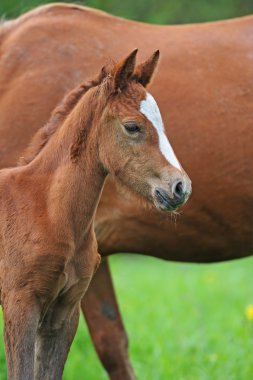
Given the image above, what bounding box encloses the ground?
[0,255,253,380]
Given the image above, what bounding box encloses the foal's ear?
[113,49,138,91]
[133,50,160,87]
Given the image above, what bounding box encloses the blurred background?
[0,1,253,380]
[1,0,253,23]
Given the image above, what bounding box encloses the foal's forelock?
[140,92,181,171]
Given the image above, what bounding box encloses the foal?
[0,49,191,379]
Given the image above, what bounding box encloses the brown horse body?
[0,47,190,379]
[0,4,252,379]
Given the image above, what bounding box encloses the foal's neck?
[26,89,106,247]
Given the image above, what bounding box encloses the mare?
[0,49,191,380]
[0,4,252,379]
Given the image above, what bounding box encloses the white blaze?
[140,93,181,171]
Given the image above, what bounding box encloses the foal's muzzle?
[154,178,191,212]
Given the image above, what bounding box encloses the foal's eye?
[123,122,140,134]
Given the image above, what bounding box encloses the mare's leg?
[3,291,39,380]
[81,258,136,380]
[35,303,80,380]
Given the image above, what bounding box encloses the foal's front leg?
[35,303,80,380]
[3,291,40,380]
[35,250,100,380]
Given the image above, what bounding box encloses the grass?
[0,254,253,379]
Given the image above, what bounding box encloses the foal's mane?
[18,65,111,166]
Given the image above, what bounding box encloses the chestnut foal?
[0,50,191,380]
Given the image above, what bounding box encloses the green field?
[0,255,253,380]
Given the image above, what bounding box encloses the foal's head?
[94,49,191,212]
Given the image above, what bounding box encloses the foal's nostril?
[173,181,184,200]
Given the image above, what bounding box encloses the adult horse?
[0,4,252,379]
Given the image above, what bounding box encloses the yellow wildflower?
[245,305,253,321]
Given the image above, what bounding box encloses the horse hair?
[18,65,112,166]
